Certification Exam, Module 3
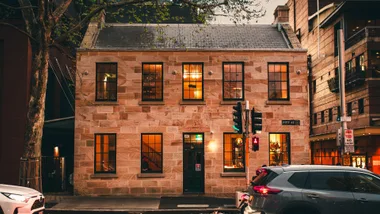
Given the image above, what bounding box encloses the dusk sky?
[211,0,287,24]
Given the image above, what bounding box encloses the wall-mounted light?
[208,140,217,152]
[208,70,213,75]
[82,70,89,76]
[54,146,59,158]
[172,70,177,75]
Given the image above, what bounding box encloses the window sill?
[179,101,206,105]
[138,101,165,105]
[94,101,119,106]
[265,100,292,105]
[220,100,243,105]
[90,173,118,178]
[220,172,246,177]
[137,173,165,178]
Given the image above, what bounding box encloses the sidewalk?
[45,194,242,213]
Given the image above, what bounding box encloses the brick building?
[286,0,380,173]
[74,11,309,196]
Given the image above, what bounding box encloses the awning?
[310,127,380,142]
[44,116,74,131]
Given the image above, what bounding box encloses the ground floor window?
[312,141,340,165]
[223,133,245,172]
[269,133,290,166]
[94,134,116,173]
[141,133,163,173]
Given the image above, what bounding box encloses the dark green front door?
[183,133,204,193]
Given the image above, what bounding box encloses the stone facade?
[74,50,309,196]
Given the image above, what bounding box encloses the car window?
[288,172,308,188]
[349,172,380,194]
[306,172,349,191]
[252,169,279,186]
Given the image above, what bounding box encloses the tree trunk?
[19,32,50,191]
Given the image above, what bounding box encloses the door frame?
[182,133,205,194]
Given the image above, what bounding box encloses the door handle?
[357,198,368,203]
[306,194,320,199]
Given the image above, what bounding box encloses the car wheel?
[283,207,319,214]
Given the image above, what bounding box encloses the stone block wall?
[74,50,309,196]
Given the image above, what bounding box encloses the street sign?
[344,129,355,153]
[339,116,352,122]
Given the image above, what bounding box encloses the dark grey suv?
[250,165,380,214]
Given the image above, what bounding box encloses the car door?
[348,172,380,213]
[302,171,355,214]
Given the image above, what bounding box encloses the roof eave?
[319,2,346,28]
[77,48,307,52]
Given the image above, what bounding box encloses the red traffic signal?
[252,137,259,151]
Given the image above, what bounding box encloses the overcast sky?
[211,0,287,24]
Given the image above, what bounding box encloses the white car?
[0,184,44,214]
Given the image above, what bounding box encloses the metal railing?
[346,26,380,49]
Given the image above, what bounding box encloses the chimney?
[273,5,289,24]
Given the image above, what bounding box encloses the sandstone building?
[286,0,380,173]
[74,11,309,196]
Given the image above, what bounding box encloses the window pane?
[142,63,163,101]
[141,133,163,173]
[269,133,290,166]
[96,63,117,101]
[223,62,244,100]
[307,172,349,192]
[349,173,380,194]
[183,63,203,100]
[268,63,289,100]
[223,133,245,172]
[94,134,116,173]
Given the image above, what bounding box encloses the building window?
[347,102,352,116]
[356,54,365,71]
[334,22,341,57]
[95,134,116,173]
[141,133,163,173]
[346,60,354,73]
[223,62,244,100]
[358,98,364,114]
[321,111,325,124]
[223,133,245,172]
[312,80,316,94]
[313,113,317,125]
[142,63,163,101]
[183,63,203,100]
[96,63,117,101]
[269,133,290,166]
[268,63,289,100]
[329,108,333,122]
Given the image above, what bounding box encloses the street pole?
[245,100,250,186]
[338,29,347,165]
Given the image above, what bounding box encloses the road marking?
[177,204,210,208]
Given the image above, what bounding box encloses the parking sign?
[344,129,354,153]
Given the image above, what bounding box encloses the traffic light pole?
[244,101,250,186]
[338,29,347,165]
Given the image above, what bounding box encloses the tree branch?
[53,0,150,44]
[17,0,37,35]
[52,0,73,23]
[0,2,37,9]
[0,21,36,41]
[49,43,75,60]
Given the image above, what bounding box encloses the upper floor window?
[268,63,289,100]
[321,111,325,124]
[95,134,116,173]
[96,63,117,101]
[141,133,163,173]
[312,80,316,94]
[183,63,203,100]
[347,102,352,116]
[358,98,364,114]
[142,63,163,101]
[223,62,244,100]
[329,108,333,122]
[223,133,245,172]
[356,54,365,71]
[313,113,317,125]
[334,22,341,57]
[346,60,354,73]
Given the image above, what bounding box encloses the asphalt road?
[45,211,240,214]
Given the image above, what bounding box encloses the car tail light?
[253,185,282,195]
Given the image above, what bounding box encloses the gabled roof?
[85,23,304,51]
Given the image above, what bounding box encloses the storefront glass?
[269,133,290,166]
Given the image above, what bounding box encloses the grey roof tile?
[94,24,293,51]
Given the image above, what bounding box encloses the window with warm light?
[223,133,245,172]
[269,133,290,166]
[142,63,163,101]
[223,62,244,100]
[96,63,117,101]
[268,63,289,100]
[182,63,203,100]
[95,134,116,173]
[141,133,163,173]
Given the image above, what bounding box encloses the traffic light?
[251,108,262,134]
[232,102,243,134]
[252,137,259,151]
